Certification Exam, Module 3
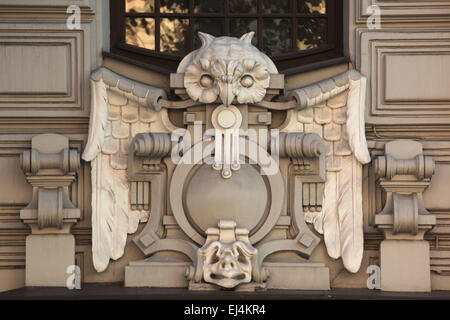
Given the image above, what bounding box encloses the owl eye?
[200,74,214,88]
[240,75,254,88]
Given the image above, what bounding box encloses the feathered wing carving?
[82,67,168,272]
[287,70,371,273]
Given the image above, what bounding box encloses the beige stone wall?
[349,0,450,290]
[0,0,103,291]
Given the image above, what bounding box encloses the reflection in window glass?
[297,18,327,50]
[126,0,155,13]
[122,0,332,58]
[194,19,224,48]
[230,0,257,14]
[230,18,258,46]
[298,0,326,14]
[263,0,290,14]
[126,17,155,50]
[160,0,188,13]
[194,0,222,13]
[263,19,291,56]
[160,18,189,54]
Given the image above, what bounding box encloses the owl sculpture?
[179,32,277,106]
[82,32,370,279]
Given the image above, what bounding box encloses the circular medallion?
[211,105,242,131]
[185,164,268,235]
[169,140,285,245]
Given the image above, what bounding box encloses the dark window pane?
[125,17,155,50]
[230,18,257,46]
[194,0,223,13]
[160,0,188,13]
[194,19,224,48]
[126,0,155,13]
[297,18,327,50]
[263,0,291,13]
[230,0,257,14]
[297,0,326,14]
[160,18,189,54]
[263,19,291,55]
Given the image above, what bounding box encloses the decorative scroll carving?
[187,220,263,290]
[20,134,80,231]
[374,140,436,236]
[128,133,172,211]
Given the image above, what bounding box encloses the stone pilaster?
[374,140,436,292]
[20,134,80,286]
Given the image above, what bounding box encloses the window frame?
[109,0,344,74]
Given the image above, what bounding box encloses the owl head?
[178,32,278,106]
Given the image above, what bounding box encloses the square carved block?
[0,28,89,117]
[359,30,450,124]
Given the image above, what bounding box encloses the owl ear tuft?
[198,32,215,48]
[240,32,255,44]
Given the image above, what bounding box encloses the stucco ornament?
[286,70,371,273]
[181,32,276,106]
[83,33,371,278]
[197,220,258,289]
[82,68,169,272]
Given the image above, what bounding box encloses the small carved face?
[200,241,255,289]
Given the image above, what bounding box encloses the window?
[110,0,344,73]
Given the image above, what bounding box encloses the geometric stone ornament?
[374,140,436,292]
[84,33,371,291]
[19,133,81,286]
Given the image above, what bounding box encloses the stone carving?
[84,33,371,286]
[187,220,261,289]
[178,32,278,178]
[82,68,169,272]
[284,71,371,273]
[20,133,81,286]
[373,140,436,292]
[374,140,436,235]
[20,134,80,231]
[180,32,276,106]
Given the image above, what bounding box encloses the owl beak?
[219,80,235,106]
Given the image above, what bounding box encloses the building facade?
[1,0,450,293]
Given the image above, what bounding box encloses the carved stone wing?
[286,70,371,273]
[82,67,168,272]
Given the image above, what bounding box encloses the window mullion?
[155,0,160,52]
[257,0,263,51]
[189,0,194,51]
[292,0,297,53]
[224,0,230,36]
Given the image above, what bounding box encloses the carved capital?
[20,134,80,233]
[374,140,436,238]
